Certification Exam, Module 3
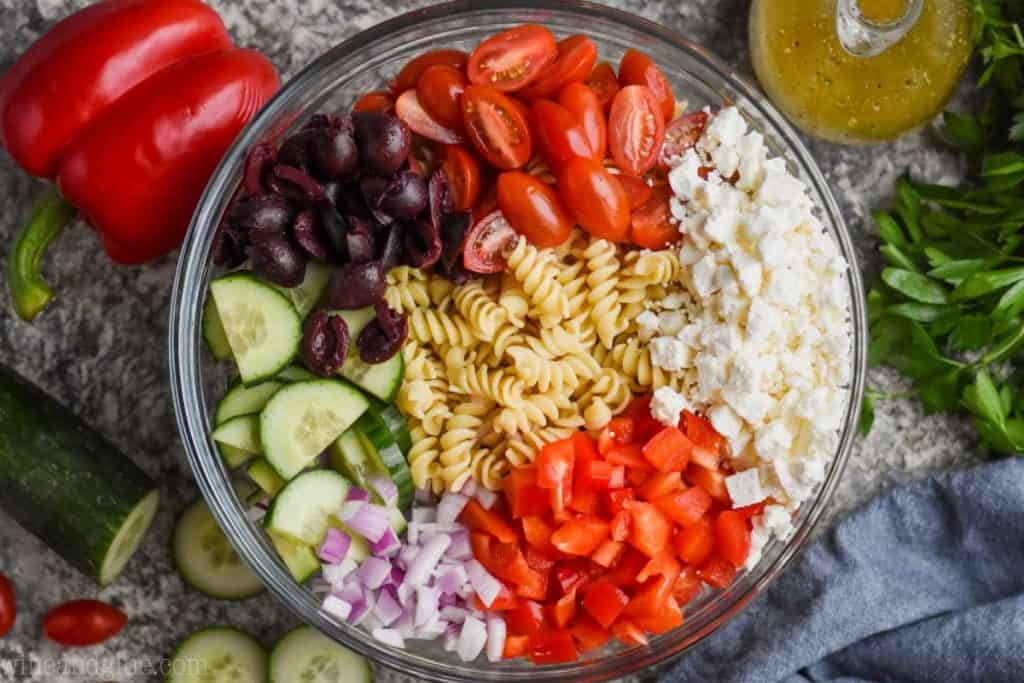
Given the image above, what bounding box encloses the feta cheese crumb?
[708,404,743,440]
[649,337,690,371]
[650,387,689,427]
[725,468,766,508]
[754,420,793,461]
[636,310,659,341]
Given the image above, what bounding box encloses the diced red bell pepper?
[698,555,737,589]
[598,417,635,454]
[531,628,578,664]
[637,471,682,501]
[472,587,518,611]
[681,410,723,453]
[461,499,519,542]
[632,596,683,634]
[674,519,715,566]
[673,566,703,605]
[590,539,625,567]
[547,588,578,628]
[636,550,680,584]
[568,488,599,515]
[642,427,693,473]
[606,487,635,516]
[713,510,752,568]
[624,568,679,619]
[470,532,537,587]
[582,580,629,629]
[551,516,609,556]
[522,516,556,554]
[525,545,556,576]
[555,559,591,593]
[688,444,720,471]
[579,460,616,492]
[506,600,545,636]
[605,444,649,470]
[655,486,712,527]
[627,501,672,557]
[611,619,648,646]
[505,466,550,519]
[571,430,600,463]
[686,463,730,503]
[503,634,531,659]
[625,394,662,442]
[605,548,648,587]
[626,466,651,487]
[537,439,575,515]
[572,615,611,652]
[515,567,549,600]
[610,509,631,542]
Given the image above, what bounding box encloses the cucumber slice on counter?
[269,626,370,683]
[264,469,350,545]
[215,381,282,425]
[370,401,412,455]
[210,273,301,385]
[278,260,331,318]
[247,458,286,497]
[333,307,405,402]
[276,365,318,383]
[268,531,320,584]
[167,627,268,683]
[353,411,414,510]
[202,298,233,361]
[259,380,369,480]
[173,497,264,600]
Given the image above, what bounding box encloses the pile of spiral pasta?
[385,229,682,494]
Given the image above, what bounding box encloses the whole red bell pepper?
[0,0,279,320]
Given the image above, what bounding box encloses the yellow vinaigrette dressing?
[749,0,973,143]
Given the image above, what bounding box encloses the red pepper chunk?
[631,596,684,634]
[590,539,625,567]
[531,628,579,664]
[503,634,531,659]
[655,486,713,527]
[713,510,752,568]
[627,501,671,557]
[555,560,592,593]
[698,555,737,589]
[522,515,556,554]
[506,600,545,636]
[674,520,715,566]
[505,466,551,519]
[598,417,635,454]
[537,439,575,515]
[637,471,682,501]
[642,427,693,473]
[461,499,518,543]
[582,580,629,629]
[551,517,610,556]
[572,616,611,652]
[547,588,578,628]
[611,619,648,646]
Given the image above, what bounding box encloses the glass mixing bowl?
[169,2,867,680]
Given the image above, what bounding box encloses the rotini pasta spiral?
[507,347,581,394]
[445,348,524,406]
[471,448,509,491]
[584,239,626,348]
[611,337,686,392]
[385,266,431,313]
[439,400,490,491]
[408,308,476,349]
[454,280,507,338]
[493,391,569,434]
[506,236,570,318]
[407,425,443,494]
[579,368,633,418]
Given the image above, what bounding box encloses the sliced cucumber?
[269,626,370,683]
[265,470,350,545]
[388,505,408,535]
[276,365,318,383]
[203,298,233,361]
[247,458,286,497]
[260,380,369,480]
[269,531,320,584]
[167,627,268,683]
[328,519,370,562]
[220,444,256,469]
[370,401,412,455]
[353,411,414,510]
[210,273,301,385]
[173,497,264,600]
[278,260,331,317]
[216,382,282,425]
[334,307,405,402]
[328,429,371,489]
[213,414,262,453]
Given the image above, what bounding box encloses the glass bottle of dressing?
[749,0,973,143]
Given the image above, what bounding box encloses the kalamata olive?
[303,113,348,133]
[268,165,325,205]
[357,302,407,363]
[292,210,333,261]
[352,112,410,175]
[428,170,453,232]
[404,217,442,268]
[439,209,472,273]
[251,238,308,288]
[231,195,296,233]
[316,201,349,259]
[277,130,318,173]
[302,310,349,376]
[310,127,358,180]
[331,181,372,220]
[360,175,390,210]
[346,218,376,263]
[327,261,386,309]
[243,142,277,196]
[212,222,248,268]
[444,261,478,285]
[379,223,403,271]
[380,171,428,219]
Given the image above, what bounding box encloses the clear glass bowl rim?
[168,2,868,681]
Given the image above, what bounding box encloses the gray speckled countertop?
[0,1,980,681]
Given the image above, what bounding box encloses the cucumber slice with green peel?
[167,627,268,683]
[247,459,286,497]
[100,490,161,585]
[276,365,318,383]
[265,470,350,545]
[260,380,369,480]
[328,429,371,489]
[277,260,331,317]
[269,531,320,584]
[353,411,414,509]
[220,443,256,469]
[216,382,282,425]
[333,307,405,402]
[173,497,264,600]
[370,401,412,455]
[211,273,301,385]
[388,505,408,535]
[203,298,233,361]
[213,415,262,454]
[269,626,370,683]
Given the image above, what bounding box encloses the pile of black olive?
[213,111,474,373]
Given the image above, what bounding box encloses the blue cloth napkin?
[661,457,1024,683]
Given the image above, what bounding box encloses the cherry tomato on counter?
[440,145,482,210]
[467,24,557,92]
[417,64,468,130]
[530,99,595,172]
[618,49,676,122]
[608,85,665,177]
[497,171,573,248]
[519,35,598,99]
[0,575,15,637]
[391,49,468,94]
[44,599,126,647]
[461,85,533,169]
[557,156,630,242]
[585,61,620,111]
[557,82,607,160]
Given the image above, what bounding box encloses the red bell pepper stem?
[8,186,75,321]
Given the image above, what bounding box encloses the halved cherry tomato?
[520,35,598,99]
[655,485,712,527]
[558,156,630,242]
[418,64,468,129]
[551,516,609,557]
[531,99,595,172]
[557,82,607,160]
[391,49,469,94]
[461,85,533,169]
[472,179,498,223]
[572,616,611,652]
[642,427,693,473]
[608,85,665,177]
[395,89,464,144]
[630,184,679,249]
[531,628,578,664]
[615,173,653,210]
[503,634,531,659]
[506,600,545,636]
[627,501,672,557]
[463,209,518,273]
[586,61,620,111]
[659,110,709,167]
[674,519,715,565]
[618,49,675,122]
[496,171,574,247]
[0,575,14,637]
[713,510,752,568]
[440,145,481,210]
[461,499,518,542]
[698,555,737,589]
[43,600,126,647]
[468,24,557,92]
[352,91,394,113]
[637,471,682,501]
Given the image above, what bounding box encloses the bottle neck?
[836,0,924,57]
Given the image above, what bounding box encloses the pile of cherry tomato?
[352,24,710,273]
[456,395,765,664]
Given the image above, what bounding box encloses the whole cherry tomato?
[391,49,468,94]
[460,85,533,169]
[464,210,519,273]
[557,82,607,160]
[615,173,654,209]
[417,64,467,130]
[519,35,598,99]
[352,91,394,114]
[395,89,464,144]
[659,111,709,167]
[530,99,594,173]
[0,575,15,637]
[558,156,630,242]
[608,85,665,177]
[585,61,620,112]
[630,185,680,249]
[618,49,675,122]
[467,24,557,92]
[497,171,573,247]
[441,145,482,210]
[43,599,126,647]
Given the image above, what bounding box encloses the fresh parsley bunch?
[865,1,1024,453]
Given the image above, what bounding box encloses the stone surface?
[0,1,980,681]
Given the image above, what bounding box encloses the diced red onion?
[343,502,390,543]
[323,558,357,588]
[346,487,370,503]
[435,565,468,595]
[318,528,351,564]
[394,611,416,639]
[349,594,374,625]
[466,559,502,608]
[456,616,488,662]
[411,507,436,523]
[368,475,399,507]
[356,556,391,590]
[322,595,352,621]
[436,492,469,524]
[388,566,405,586]
[412,618,448,640]
[372,627,406,649]
[373,588,403,626]
[335,584,363,605]
[439,591,457,608]
[439,606,470,623]
[397,582,415,607]
[405,534,451,586]
[445,530,473,561]
[372,527,401,557]
[361,613,383,632]
[475,488,499,510]
[398,544,419,570]
[443,629,459,652]
[414,585,441,627]
[460,478,478,497]
[486,615,507,663]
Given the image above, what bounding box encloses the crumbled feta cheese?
[695,352,730,393]
[732,250,763,296]
[761,504,793,539]
[650,387,689,427]
[725,468,766,508]
[745,298,778,341]
[754,420,793,461]
[757,232,789,268]
[657,310,687,336]
[708,403,742,439]
[668,149,706,198]
[713,264,738,293]
[703,208,740,244]
[764,268,802,309]
[723,387,771,424]
[691,255,718,298]
[649,337,690,372]
[660,292,687,310]
[636,310,659,341]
